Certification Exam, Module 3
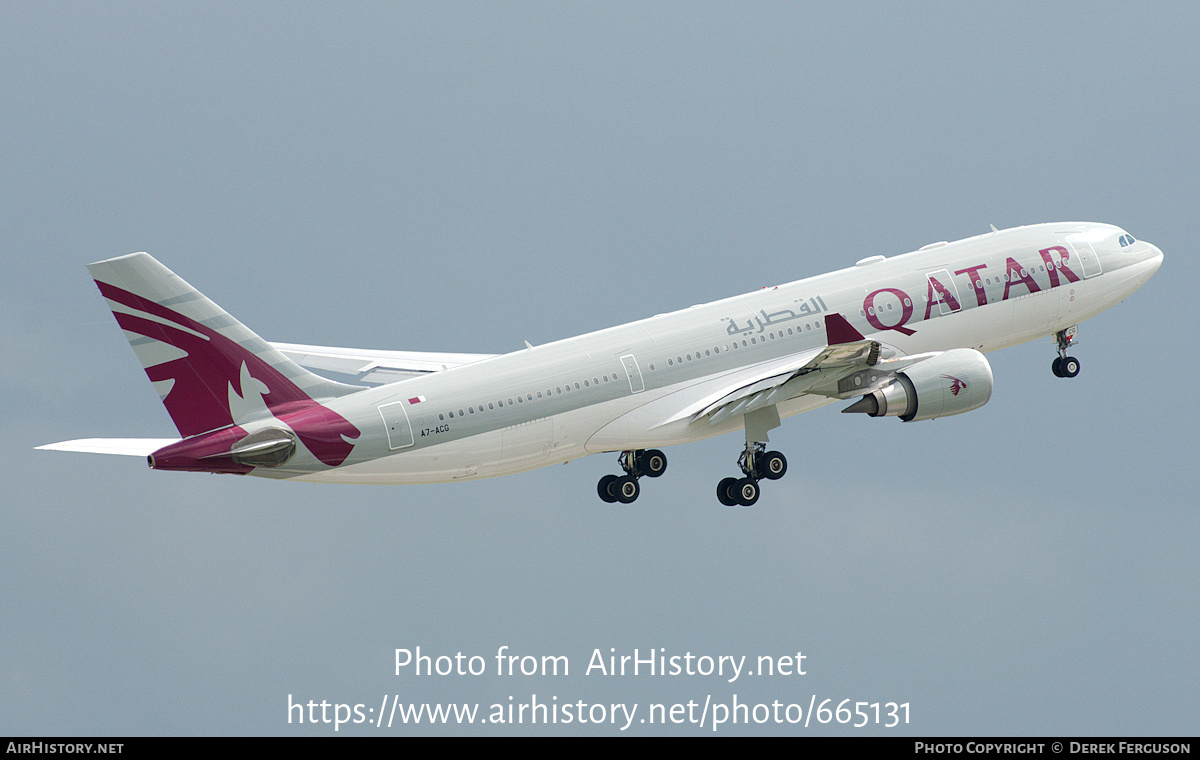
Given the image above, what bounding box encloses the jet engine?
[842,348,993,422]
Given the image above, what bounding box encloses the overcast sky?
[3,2,1196,736]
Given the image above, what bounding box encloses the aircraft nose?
[1145,242,1164,274]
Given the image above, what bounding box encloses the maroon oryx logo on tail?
[95,280,360,467]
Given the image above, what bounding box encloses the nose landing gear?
[1052,327,1081,378]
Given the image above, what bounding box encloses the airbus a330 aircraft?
[39,222,1162,506]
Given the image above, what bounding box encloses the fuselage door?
[379,401,416,450]
[925,269,963,316]
[621,354,645,393]
[1066,235,1103,279]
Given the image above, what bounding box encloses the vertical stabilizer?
[88,254,362,447]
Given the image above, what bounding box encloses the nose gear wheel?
[1052,327,1081,378]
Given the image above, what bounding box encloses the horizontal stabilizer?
[36,438,180,457]
[271,342,498,386]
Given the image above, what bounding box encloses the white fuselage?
[265,222,1161,484]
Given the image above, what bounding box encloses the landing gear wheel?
[759,451,787,481]
[1053,327,1080,379]
[614,474,640,504]
[717,477,739,506]
[598,474,619,503]
[639,449,668,478]
[735,477,760,507]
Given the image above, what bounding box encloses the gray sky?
[3,2,1196,735]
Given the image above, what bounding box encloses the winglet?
[825,313,866,345]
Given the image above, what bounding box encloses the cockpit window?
[1119,234,1136,247]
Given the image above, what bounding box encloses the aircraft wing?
[658,314,939,428]
[696,340,881,425]
[270,342,499,387]
[651,341,872,427]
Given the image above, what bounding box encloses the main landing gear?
[716,442,787,507]
[597,448,667,504]
[1052,326,1081,378]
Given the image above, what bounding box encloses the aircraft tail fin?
[88,253,363,439]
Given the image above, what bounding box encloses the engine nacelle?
[148,426,296,473]
[842,348,993,422]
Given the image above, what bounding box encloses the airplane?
[38,222,1162,506]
